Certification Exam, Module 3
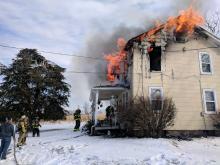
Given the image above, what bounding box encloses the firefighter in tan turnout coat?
[17,115,28,147]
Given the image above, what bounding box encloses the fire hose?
[13,139,19,165]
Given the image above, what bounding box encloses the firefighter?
[22,116,29,145]
[105,106,114,126]
[17,115,27,147]
[73,109,81,131]
[32,118,41,137]
[0,117,15,160]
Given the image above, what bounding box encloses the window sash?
[205,91,215,101]
[203,89,217,114]
[205,102,216,112]
[150,89,162,100]
[199,52,213,74]
[201,54,210,63]
[202,61,211,64]
[202,63,211,72]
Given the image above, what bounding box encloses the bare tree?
[206,10,220,37]
[210,110,220,129]
[118,97,176,138]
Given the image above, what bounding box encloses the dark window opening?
[174,31,188,43]
[148,45,161,72]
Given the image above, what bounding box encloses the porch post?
[95,90,99,125]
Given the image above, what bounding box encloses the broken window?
[149,87,163,111]
[203,89,217,114]
[174,31,188,43]
[199,52,212,74]
[148,45,161,72]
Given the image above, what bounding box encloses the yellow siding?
[130,36,220,130]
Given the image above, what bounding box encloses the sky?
[0,0,219,111]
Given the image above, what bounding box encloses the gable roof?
[196,26,220,46]
[124,26,220,51]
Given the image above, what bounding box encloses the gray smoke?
[79,0,211,84]
[84,26,145,83]
[69,0,216,108]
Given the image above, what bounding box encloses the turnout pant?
[33,128,40,137]
[74,120,80,130]
[17,131,26,146]
[0,137,11,159]
[21,132,28,144]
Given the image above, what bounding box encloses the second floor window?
[199,52,213,74]
[148,44,161,72]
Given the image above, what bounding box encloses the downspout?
[198,77,207,131]
[141,49,144,98]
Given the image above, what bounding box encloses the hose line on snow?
[13,139,19,165]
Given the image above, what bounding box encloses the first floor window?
[203,89,217,114]
[149,87,163,110]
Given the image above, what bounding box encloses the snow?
[1,121,220,165]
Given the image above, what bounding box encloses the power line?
[64,71,213,82]
[66,71,106,74]
[1,43,220,60]
[0,43,105,61]
[65,71,143,75]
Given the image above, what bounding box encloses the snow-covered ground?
[1,121,220,165]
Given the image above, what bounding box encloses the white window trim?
[149,87,163,100]
[199,52,213,75]
[203,89,218,114]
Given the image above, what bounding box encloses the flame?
[140,6,204,41]
[104,38,127,82]
[165,6,204,35]
[104,6,204,82]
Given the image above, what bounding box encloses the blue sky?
[0,0,219,110]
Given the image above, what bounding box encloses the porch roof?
[90,85,127,101]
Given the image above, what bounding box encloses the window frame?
[203,89,218,114]
[199,52,213,75]
[149,87,163,110]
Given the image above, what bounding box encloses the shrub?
[118,97,176,138]
[211,111,220,129]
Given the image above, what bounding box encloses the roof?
[90,85,128,101]
[124,26,220,50]
[196,26,220,46]
[124,24,165,50]
[92,85,128,90]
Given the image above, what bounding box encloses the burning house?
[90,6,220,135]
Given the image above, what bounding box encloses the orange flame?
[140,6,204,41]
[104,38,127,82]
[165,6,204,35]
